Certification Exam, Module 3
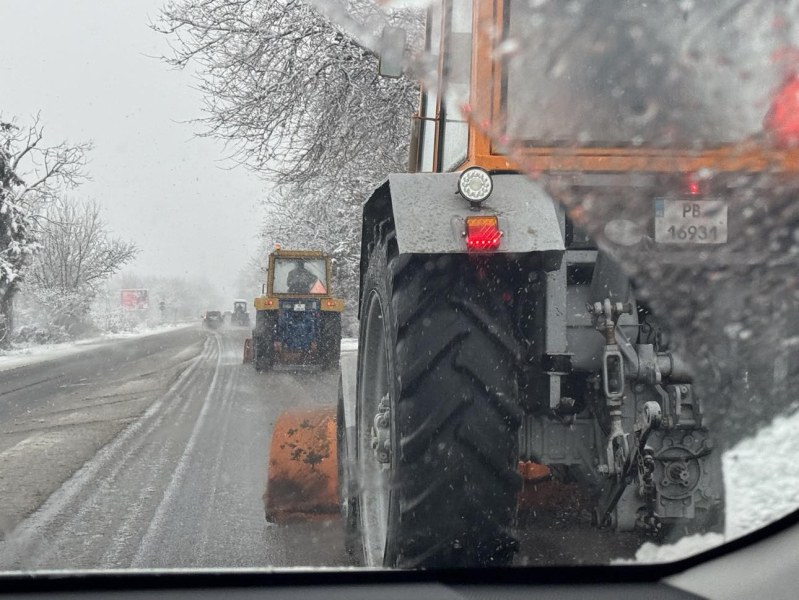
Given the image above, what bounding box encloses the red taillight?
[766,74,799,147]
[325,300,335,307]
[685,174,707,196]
[465,216,502,251]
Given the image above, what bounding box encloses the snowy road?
[0,325,350,570]
[0,323,795,570]
[0,324,641,570]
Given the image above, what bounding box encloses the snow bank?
[626,408,799,563]
[723,410,799,539]
[631,533,726,563]
[0,323,195,373]
[340,338,358,352]
[98,323,195,342]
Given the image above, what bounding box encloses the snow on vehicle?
[264,0,799,569]
[248,248,343,371]
[202,310,223,329]
[230,299,250,327]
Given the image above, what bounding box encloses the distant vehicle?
[230,299,250,327]
[247,248,343,371]
[202,310,223,329]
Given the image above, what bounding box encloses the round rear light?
[458,167,493,204]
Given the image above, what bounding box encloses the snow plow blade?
[243,338,253,364]
[263,407,338,523]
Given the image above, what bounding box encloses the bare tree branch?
[29,196,138,295]
[156,0,419,184]
[157,0,421,311]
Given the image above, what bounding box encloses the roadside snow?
[724,410,799,539]
[627,408,799,563]
[341,337,358,352]
[632,533,726,563]
[5,328,794,564]
[0,323,195,373]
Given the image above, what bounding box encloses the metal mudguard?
[388,172,564,255]
[360,173,566,308]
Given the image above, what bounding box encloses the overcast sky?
[0,0,266,296]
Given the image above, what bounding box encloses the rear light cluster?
[766,75,799,148]
[465,215,502,251]
[325,300,336,308]
[685,172,710,196]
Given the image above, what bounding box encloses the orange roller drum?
[263,408,339,523]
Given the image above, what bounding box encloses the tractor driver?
[286,261,318,294]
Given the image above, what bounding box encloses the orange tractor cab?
[248,249,343,371]
[264,0,799,568]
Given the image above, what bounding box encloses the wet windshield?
[0,0,798,576]
[504,0,779,145]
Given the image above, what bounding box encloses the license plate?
[654,199,727,244]
[293,303,306,312]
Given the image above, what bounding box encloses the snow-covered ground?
[0,331,358,374]
[629,408,799,563]
[0,323,196,373]
[724,411,799,539]
[3,329,794,564]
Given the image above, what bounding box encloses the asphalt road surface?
[0,325,644,572]
[0,325,350,570]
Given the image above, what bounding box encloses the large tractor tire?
[355,224,525,568]
[253,311,276,372]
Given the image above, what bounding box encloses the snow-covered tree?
[157,0,418,187]
[0,117,90,344]
[0,122,33,344]
[29,197,138,296]
[157,0,420,310]
[20,196,138,337]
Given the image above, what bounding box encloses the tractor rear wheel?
[253,311,275,371]
[356,224,524,568]
[320,312,342,370]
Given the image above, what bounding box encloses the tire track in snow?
[130,333,228,567]
[0,336,215,569]
[0,329,351,571]
[190,335,240,564]
[98,335,225,568]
